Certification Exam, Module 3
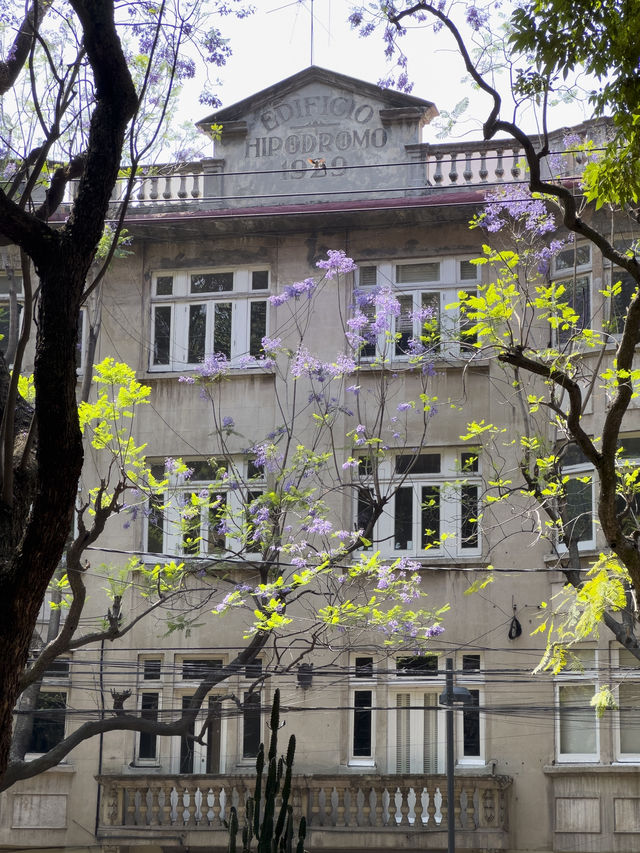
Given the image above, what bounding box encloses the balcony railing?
[98,772,511,848]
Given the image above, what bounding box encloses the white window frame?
[551,244,592,344]
[614,647,640,762]
[24,687,68,760]
[149,267,270,371]
[555,649,599,763]
[356,449,482,559]
[349,654,377,766]
[556,463,596,552]
[387,687,445,774]
[356,257,480,361]
[144,459,266,559]
[172,690,227,774]
[456,653,484,767]
[136,690,161,766]
[139,655,164,683]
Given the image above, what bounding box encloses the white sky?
[183,0,593,143]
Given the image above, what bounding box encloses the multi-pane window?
[179,695,223,773]
[138,692,159,761]
[356,257,480,360]
[26,691,66,754]
[356,450,481,558]
[552,244,591,344]
[353,690,373,758]
[145,459,265,557]
[142,658,162,681]
[556,649,599,762]
[181,659,223,680]
[392,692,441,773]
[150,268,269,370]
[242,692,262,758]
[616,649,640,759]
[603,239,639,338]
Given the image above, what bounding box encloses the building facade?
[2,67,640,853]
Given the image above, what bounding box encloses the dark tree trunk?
[0,0,138,783]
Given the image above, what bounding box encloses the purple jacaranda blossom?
[563,132,582,149]
[536,238,569,275]
[195,352,230,380]
[316,249,358,278]
[466,5,490,29]
[261,336,282,354]
[178,375,196,384]
[308,517,333,535]
[483,183,556,237]
[326,354,357,378]
[165,457,179,474]
[424,624,445,638]
[397,402,413,412]
[270,278,316,306]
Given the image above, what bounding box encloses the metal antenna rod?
[310,0,314,65]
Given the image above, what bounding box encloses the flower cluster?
[270,277,316,306]
[482,184,556,237]
[316,249,358,278]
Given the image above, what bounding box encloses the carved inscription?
[246,95,389,176]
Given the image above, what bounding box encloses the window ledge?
[145,367,275,381]
[347,759,376,768]
[373,555,490,570]
[543,763,627,774]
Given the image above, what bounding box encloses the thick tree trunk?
[0,0,137,782]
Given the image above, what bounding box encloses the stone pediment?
[196,66,437,135]
[195,66,438,210]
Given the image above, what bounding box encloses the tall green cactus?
[228,689,306,853]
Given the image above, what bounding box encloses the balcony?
[97,772,511,850]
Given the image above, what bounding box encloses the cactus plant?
[228,689,306,853]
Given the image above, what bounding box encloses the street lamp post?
[438,657,472,853]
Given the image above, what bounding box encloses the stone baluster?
[466,784,476,829]
[479,150,488,182]
[349,788,359,827]
[162,176,173,200]
[363,787,373,827]
[139,787,151,825]
[426,784,436,826]
[178,174,188,199]
[511,147,521,179]
[317,786,328,826]
[191,173,201,198]
[413,787,424,826]
[157,786,169,826]
[124,786,137,826]
[463,151,473,183]
[308,786,320,826]
[448,152,459,183]
[433,153,443,185]
[495,148,504,181]
[210,786,222,827]
[334,785,346,827]
[387,787,398,825]
[398,786,410,826]
[149,176,159,201]
[136,176,147,201]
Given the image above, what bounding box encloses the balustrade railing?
[98,772,510,836]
